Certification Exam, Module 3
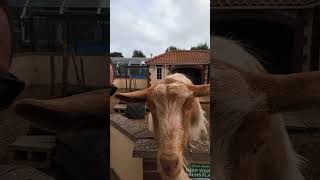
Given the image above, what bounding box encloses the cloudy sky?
[110,0,210,58]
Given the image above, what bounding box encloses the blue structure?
[7,0,108,55]
[111,57,149,79]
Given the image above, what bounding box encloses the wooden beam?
[310,7,320,71]
[291,10,304,73]
[213,10,298,28]
[49,56,55,96]
[61,55,70,96]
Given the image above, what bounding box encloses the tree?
[190,43,209,51]
[132,50,146,58]
[110,52,123,57]
[165,46,180,53]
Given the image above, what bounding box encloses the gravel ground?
[0,85,63,179]
[0,106,30,163]
[290,131,320,180]
[0,85,52,163]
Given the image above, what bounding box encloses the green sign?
[185,163,210,180]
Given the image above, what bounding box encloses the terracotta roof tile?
[146,50,210,65]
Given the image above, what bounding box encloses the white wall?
[149,65,169,86]
[110,126,143,180]
[149,65,156,86]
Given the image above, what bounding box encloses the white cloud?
[110,0,210,57]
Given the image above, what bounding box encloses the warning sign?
[185,163,210,180]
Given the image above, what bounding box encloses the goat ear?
[248,71,320,113]
[188,84,210,97]
[114,88,151,103]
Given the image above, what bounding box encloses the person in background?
[0,0,25,109]
[0,0,11,73]
[110,63,114,84]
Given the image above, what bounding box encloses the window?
[157,67,162,80]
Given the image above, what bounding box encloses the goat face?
[212,59,302,180]
[150,81,192,178]
[212,60,265,180]
[211,36,320,180]
[116,73,209,180]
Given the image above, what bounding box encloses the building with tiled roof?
[212,1,320,178]
[212,0,320,8]
[146,50,210,86]
[146,50,209,65]
[212,0,320,74]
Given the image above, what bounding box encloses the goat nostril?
[175,161,179,167]
[166,166,171,172]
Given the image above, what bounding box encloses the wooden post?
[62,54,70,96]
[202,65,205,84]
[50,56,55,96]
[80,56,86,86]
[147,69,151,87]
[71,51,81,87]
[291,10,304,73]
[310,7,320,71]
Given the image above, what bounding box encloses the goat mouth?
[160,166,182,180]
[161,173,181,180]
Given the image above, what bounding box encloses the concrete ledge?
[133,139,210,161]
[110,114,152,141]
[110,113,210,161]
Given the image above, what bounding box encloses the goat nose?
[160,155,180,176]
